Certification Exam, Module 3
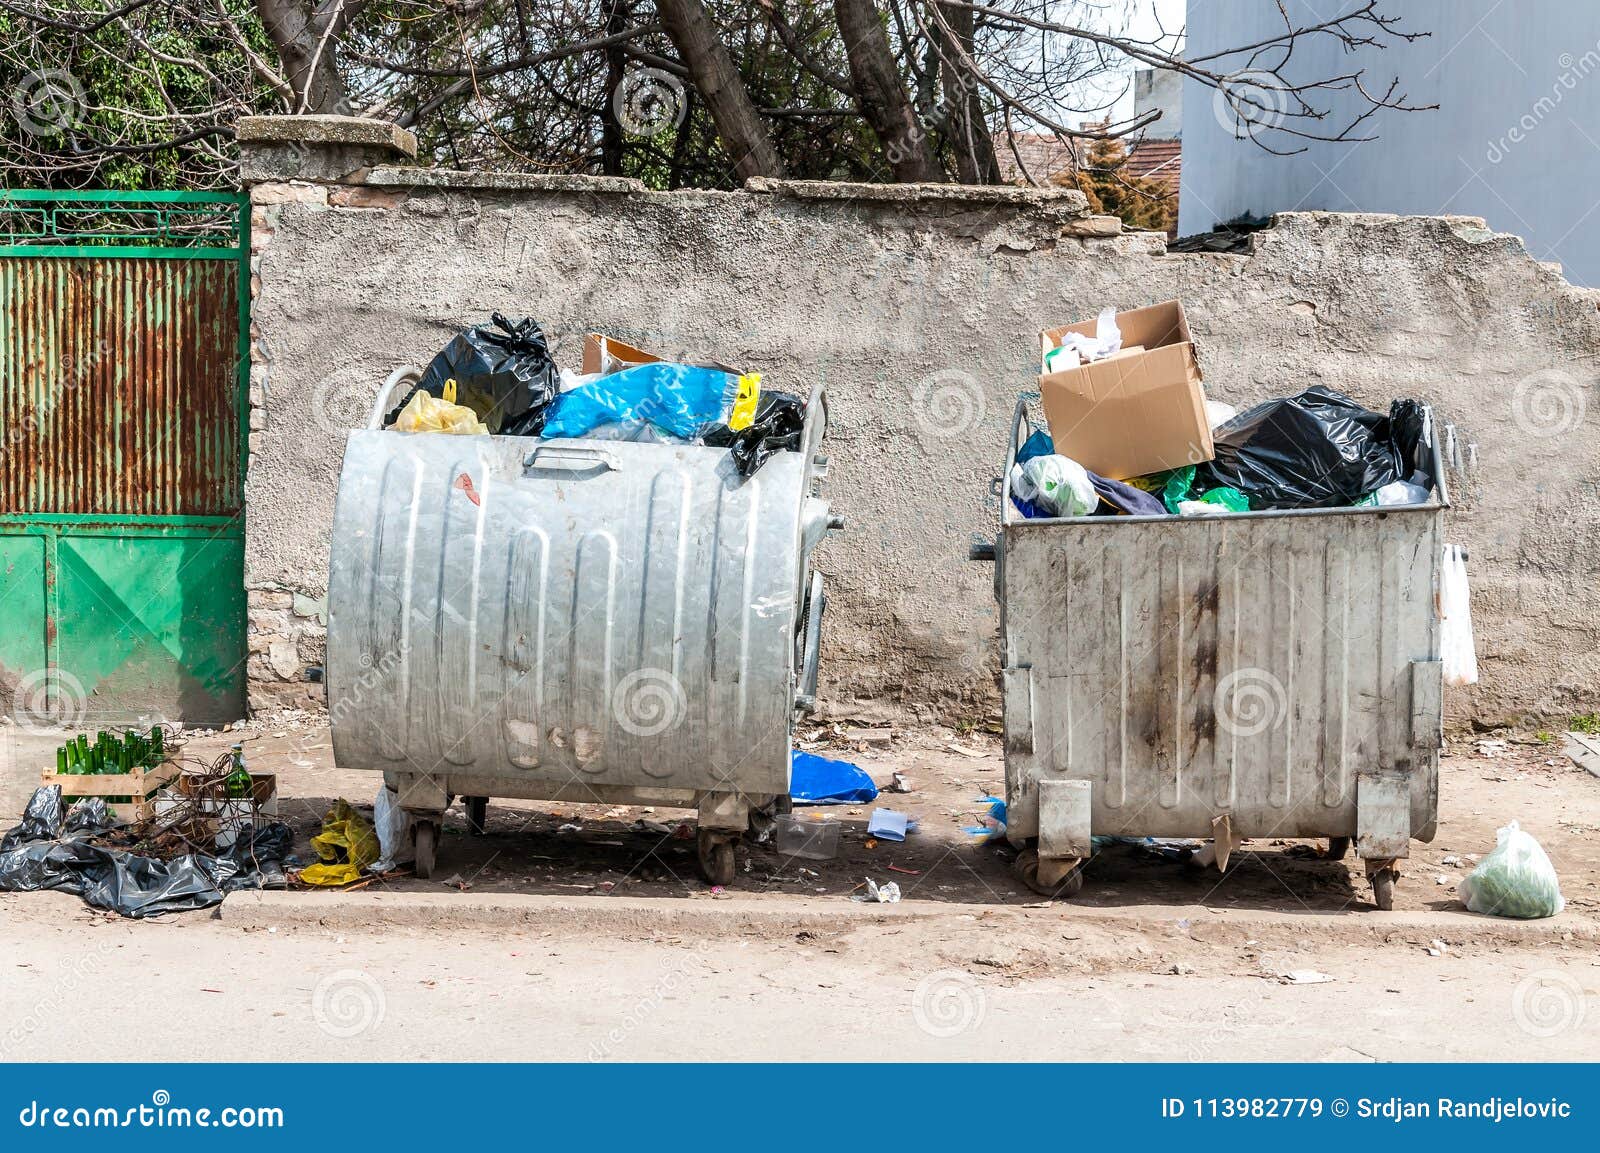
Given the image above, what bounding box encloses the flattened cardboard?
[1038,300,1213,480]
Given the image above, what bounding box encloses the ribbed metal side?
[0,257,241,515]
[327,432,807,795]
[1001,508,1441,841]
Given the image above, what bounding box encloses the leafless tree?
[0,1,1433,191]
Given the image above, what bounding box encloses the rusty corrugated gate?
[0,190,248,725]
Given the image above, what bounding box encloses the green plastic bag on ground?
[1459,820,1564,919]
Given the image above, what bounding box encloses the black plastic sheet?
[1198,386,1430,510]
[391,313,560,435]
[0,786,294,918]
[699,390,807,478]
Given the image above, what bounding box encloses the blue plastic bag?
[542,363,744,441]
[789,750,878,805]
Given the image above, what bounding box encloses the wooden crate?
[40,759,182,825]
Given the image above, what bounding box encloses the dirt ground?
[1,717,1596,1061]
[147,716,1600,917]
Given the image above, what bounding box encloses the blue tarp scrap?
[789,749,878,805]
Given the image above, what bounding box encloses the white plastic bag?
[1043,306,1122,371]
[1012,454,1096,517]
[1440,544,1478,686]
[369,785,414,872]
[1459,820,1564,919]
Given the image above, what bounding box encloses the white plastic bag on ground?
[1012,454,1096,517]
[369,785,414,872]
[1459,820,1564,919]
[1441,544,1478,686]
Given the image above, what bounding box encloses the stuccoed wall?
[244,165,1600,728]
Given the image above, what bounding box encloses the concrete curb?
[218,889,1600,947]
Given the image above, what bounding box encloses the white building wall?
[1180,0,1600,284]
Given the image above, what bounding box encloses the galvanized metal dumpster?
[326,368,835,883]
[986,396,1449,909]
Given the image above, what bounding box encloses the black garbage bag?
[389,313,560,435]
[1,784,64,850]
[64,796,117,835]
[1197,386,1428,510]
[699,390,807,478]
[0,786,295,918]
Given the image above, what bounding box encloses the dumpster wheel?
[1011,848,1083,897]
[414,819,439,880]
[697,830,737,886]
[1365,860,1399,911]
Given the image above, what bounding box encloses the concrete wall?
[1182,0,1600,287]
[244,160,1600,729]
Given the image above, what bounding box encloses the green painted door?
[0,191,248,726]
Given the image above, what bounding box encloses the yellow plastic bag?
[298,799,381,886]
[393,378,489,435]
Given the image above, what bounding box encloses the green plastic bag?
[1196,486,1249,512]
[1459,821,1564,919]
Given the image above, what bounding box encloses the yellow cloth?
[299,799,381,886]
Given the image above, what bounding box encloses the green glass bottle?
[56,746,68,775]
[225,743,252,799]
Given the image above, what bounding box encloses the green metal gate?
[0,190,249,726]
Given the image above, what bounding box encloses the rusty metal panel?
[0,256,241,516]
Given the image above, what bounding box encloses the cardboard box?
[1038,300,1213,480]
[581,333,663,376]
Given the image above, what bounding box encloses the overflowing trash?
[1019,301,1441,520]
[395,313,559,435]
[0,784,292,918]
[1459,821,1564,919]
[384,320,811,479]
[1198,388,1432,510]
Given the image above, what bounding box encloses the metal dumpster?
[326,368,836,883]
[984,396,1449,909]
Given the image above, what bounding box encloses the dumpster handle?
[368,366,423,430]
[1002,392,1039,525]
[523,443,620,474]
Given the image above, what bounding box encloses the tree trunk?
[254,0,351,115]
[833,0,944,182]
[938,2,999,184]
[655,0,784,181]
[601,0,630,175]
